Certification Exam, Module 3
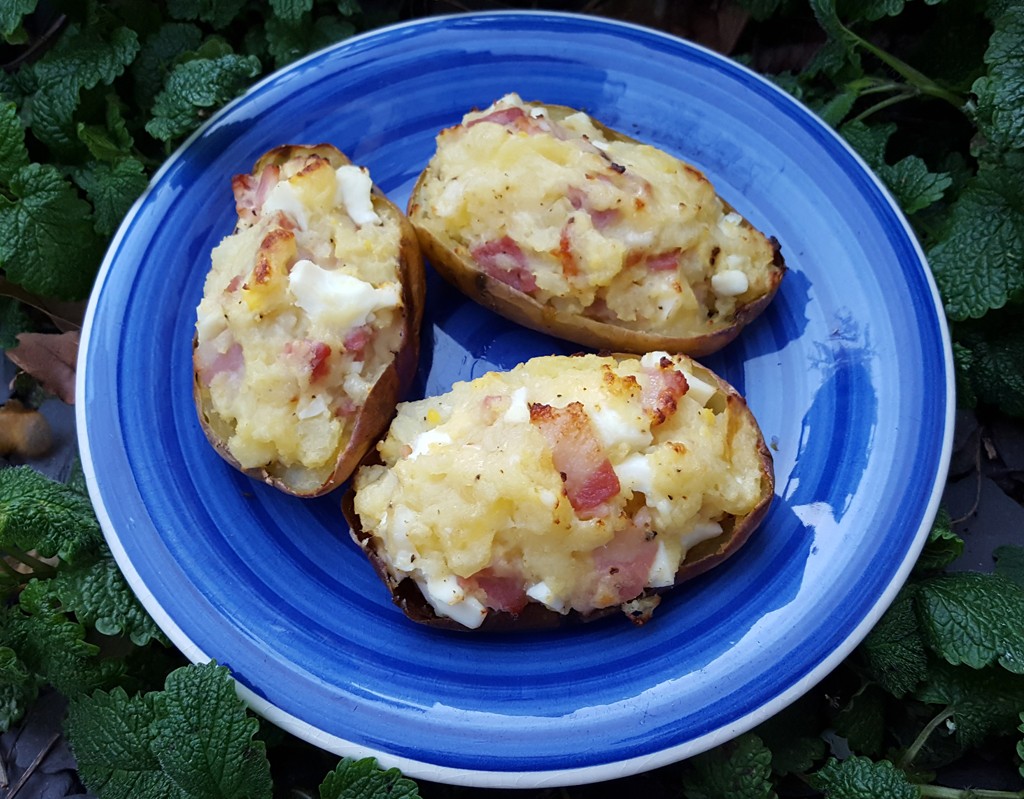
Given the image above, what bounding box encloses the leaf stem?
[851,89,918,123]
[2,547,56,577]
[901,706,955,769]
[848,32,965,109]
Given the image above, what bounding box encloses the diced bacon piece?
[308,341,331,382]
[283,339,332,383]
[529,401,621,518]
[557,220,578,277]
[462,568,528,615]
[589,519,659,606]
[472,236,537,294]
[641,360,689,427]
[343,325,373,361]
[231,164,280,225]
[195,341,243,386]
[566,185,622,231]
[645,249,681,272]
[466,106,529,130]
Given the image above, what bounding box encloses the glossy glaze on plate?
[76,11,954,788]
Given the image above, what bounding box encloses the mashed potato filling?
[194,151,404,492]
[411,93,780,336]
[352,352,768,629]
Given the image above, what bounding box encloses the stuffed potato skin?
[343,351,774,631]
[408,94,786,356]
[193,144,425,497]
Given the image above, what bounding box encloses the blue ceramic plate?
[77,11,954,788]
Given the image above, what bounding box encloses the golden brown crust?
[408,103,787,357]
[193,144,425,498]
[341,352,774,631]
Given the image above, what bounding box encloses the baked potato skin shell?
[341,353,774,631]
[193,144,425,498]
[408,102,787,357]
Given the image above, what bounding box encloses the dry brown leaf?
[5,331,79,404]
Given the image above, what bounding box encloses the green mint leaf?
[966,320,1024,417]
[263,14,355,69]
[77,93,136,162]
[73,156,149,236]
[995,545,1024,587]
[335,0,362,14]
[878,156,952,214]
[0,296,33,349]
[271,0,313,23]
[146,53,262,143]
[0,465,102,563]
[67,685,185,799]
[151,662,273,799]
[0,162,105,300]
[807,0,862,77]
[809,756,919,799]
[841,0,906,22]
[928,156,1024,320]
[972,5,1024,152]
[132,22,204,110]
[319,757,422,799]
[916,661,1024,749]
[683,733,777,799]
[69,663,272,799]
[0,100,29,183]
[840,120,895,171]
[7,600,121,696]
[834,684,886,757]
[0,0,36,43]
[860,585,929,697]
[32,552,166,646]
[1019,713,1024,780]
[914,507,964,573]
[166,0,249,30]
[0,642,38,732]
[27,23,140,154]
[754,694,828,776]
[952,341,977,409]
[916,572,1024,673]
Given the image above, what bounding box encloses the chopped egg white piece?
[682,370,717,407]
[335,165,380,226]
[288,259,399,330]
[408,428,452,460]
[647,542,676,588]
[261,180,309,230]
[680,520,723,550]
[417,576,488,629]
[503,386,530,424]
[615,452,653,495]
[526,581,566,612]
[711,269,749,297]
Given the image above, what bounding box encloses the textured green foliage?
[26,22,139,154]
[683,733,777,799]
[0,161,105,299]
[860,586,929,697]
[0,466,102,563]
[995,545,1024,587]
[0,296,31,349]
[73,156,149,236]
[916,662,1024,750]
[914,508,964,573]
[960,315,1024,417]
[319,758,422,799]
[810,756,919,799]
[68,662,273,799]
[0,0,37,44]
[146,52,262,142]
[166,0,250,30]
[973,4,1024,152]
[929,157,1024,320]
[916,572,1024,673]
[754,695,828,776]
[21,555,166,646]
[834,685,887,757]
[0,642,38,732]
[0,101,29,182]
